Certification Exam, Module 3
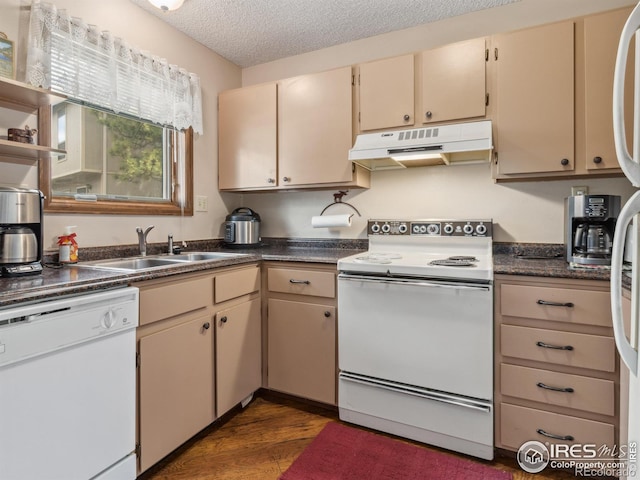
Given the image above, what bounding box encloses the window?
[40,103,193,215]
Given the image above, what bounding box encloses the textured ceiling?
[129,0,521,68]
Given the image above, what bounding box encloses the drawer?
[500,284,611,327]
[215,266,260,303]
[268,267,335,298]
[139,276,212,326]
[500,403,614,452]
[501,364,614,416]
[501,325,615,372]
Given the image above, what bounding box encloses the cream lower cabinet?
[136,264,261,474]
[495,275,619,454]
[265,263,337,405]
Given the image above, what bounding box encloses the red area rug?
[279,422,513,480]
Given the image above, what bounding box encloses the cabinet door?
[215,298,262,417]
[494,21,574,175]
[138,314,214,472]
[267,299,336,405]
[584,7,633,172]
[218,83,277,190]
[278,66,353,186]
[358,54,414,131]
[421,37,486,124]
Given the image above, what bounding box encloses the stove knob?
[398,223,408,234]
[475,224,487,235]
[370,224,380,233]
[419,225,427,234]
[381,224,391,233]
[426,224,439,235]
[412,224,421,234]
[463,224,474,235]
[443,223,454,235]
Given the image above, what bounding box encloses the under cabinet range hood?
[349,120,493,170]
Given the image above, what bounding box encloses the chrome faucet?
[136,225,154,256]
[167,233,174,255]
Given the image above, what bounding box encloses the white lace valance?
[26,1,203,134]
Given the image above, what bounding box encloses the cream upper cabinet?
[420,37,487,125]
[582,7,633,172]
[278,66,354,187]
[357,54,415,131]
[493,21,575,176]
[218,83,277,190]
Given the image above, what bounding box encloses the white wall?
[0,0,242,250]
[240,0,638,243]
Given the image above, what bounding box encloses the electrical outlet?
[571,186,589,196]
[195,195,208,212]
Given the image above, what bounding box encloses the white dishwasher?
[0,287,139,480]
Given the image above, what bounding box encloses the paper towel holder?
[320,191,361,216]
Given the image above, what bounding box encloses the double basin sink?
[79,252,250,272]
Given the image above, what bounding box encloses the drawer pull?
[536,428,574,442]
[536,299,574,308]
[536,382,574,393]
[289,279,310,285]
[220,316,228,324]
[536,341,574,351]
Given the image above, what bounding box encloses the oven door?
[337,273,493,400]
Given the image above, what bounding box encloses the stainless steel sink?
[85,257,184,271]
[77,251,250,272]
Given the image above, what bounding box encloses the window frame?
[38,105,194,216]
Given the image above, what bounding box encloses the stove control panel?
[368,220,492,237]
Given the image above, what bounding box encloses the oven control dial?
[443,223,454,235]
[381,223,391,233]
[426,224,439,235]
[463,224,474,235]
[475,224,487,235]
[398,223,408,234]
[370,223,380,233]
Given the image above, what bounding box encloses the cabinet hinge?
[358,111,361,123]
[494,151,499,165]
[485,48,489,62]
[494,47,498,61]
[135,442,141,458]
[485,93,490,107]
[136,351,140,368]
[352,74,355,86]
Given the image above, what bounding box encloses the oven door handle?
[338,273,491,291]
[339,372,492,413]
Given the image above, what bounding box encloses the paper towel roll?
[311,214,353,228]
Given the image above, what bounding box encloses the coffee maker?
[565,194,621,266]
[0,186,44,276]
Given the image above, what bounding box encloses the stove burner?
[354,253,402,264]
[429,256,478,267]
[447,256,478,262]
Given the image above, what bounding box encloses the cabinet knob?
[283,176,291,182]
[202,322,211,330]
[425,111,432,119]
[593,156,603,164]
[220,316,228,324]
[560,158,569,166]
[403,114,410,122]
[324,311,331,318]
[267,178,275,183]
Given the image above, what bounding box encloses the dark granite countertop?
[1,239,628,309]
[0,238,368,309]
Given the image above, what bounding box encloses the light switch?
[195,195,208,212]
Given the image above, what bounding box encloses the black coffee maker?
[565,195,621,266]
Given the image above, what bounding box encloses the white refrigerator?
[612,3,640,480]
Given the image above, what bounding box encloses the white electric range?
[337,219,495,460]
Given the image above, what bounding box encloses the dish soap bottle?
[58,226,78,263]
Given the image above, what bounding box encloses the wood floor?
[138,392,578,480]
